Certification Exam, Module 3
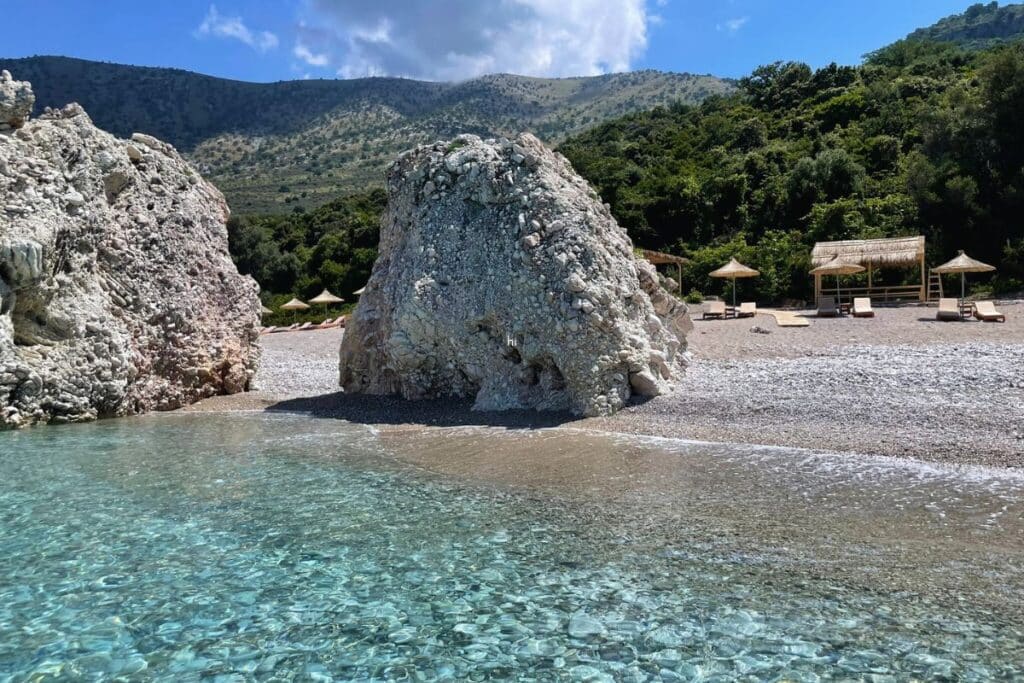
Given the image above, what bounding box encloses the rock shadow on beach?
[265,391,600,430]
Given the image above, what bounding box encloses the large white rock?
[0,75,260,428]
[340,133,691,416]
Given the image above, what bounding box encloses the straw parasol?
[354,285,367,296]
[308,288,344,313]
[280,298,310,311]
[709,258,759,307]
[260,305,273,316]
[810,255,865,307]
[280,297,310,321]
[932,251,996,301]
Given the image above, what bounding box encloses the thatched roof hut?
[640,249,689,267]
[810,237,926,302]
[639,249,689,294]
[810,236,925,268]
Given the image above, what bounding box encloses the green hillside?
[907,2,1024,49]
[0,56,732,213]
[556,40,1024,301]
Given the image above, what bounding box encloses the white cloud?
[195,5,279,53]
[302,0,652,81]
[294,42,329,67]
[716,16,749,35]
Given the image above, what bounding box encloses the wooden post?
[919,254,926,301]
[814,274,821,303]
[867,263,873,290]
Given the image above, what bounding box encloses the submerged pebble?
[0,413,1021,680]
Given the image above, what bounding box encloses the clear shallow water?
[0,414,1022,681]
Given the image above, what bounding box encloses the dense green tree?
[227,189,386,304]
[559,40,1024,299]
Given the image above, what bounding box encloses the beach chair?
[297,322,315,331]
[973,301,1006,323]
[852,297,874,318]
[936,298,961,321]
[737,302,757,318]
[338,315,347,328]
[703,301,726,320]
[816,296,838,317]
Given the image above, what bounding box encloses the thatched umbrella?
[810,256,865,308]
[932,251,996,301]
[353,285,367,296]
[280,297,310,322]
[308,288,344,314]
[260,305,273,316]
[709,258,759,307]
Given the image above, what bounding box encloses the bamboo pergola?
[810,236,926,303]
[640,249,689,294]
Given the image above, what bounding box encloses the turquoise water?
[1,413,1022,681]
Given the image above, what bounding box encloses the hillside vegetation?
[0,56,731,212]
[227,189,386,318]
[557,40,1024,301]
[230,38,1024,308]
[908,2,1024,49]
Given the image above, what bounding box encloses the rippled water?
[1,413,1022,680]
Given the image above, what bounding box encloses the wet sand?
[190,301,1024,469]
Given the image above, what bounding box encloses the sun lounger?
[737,302,756,318]
[936,298,961,321]
[703,301,726,320]
[260,326,276,335]
[817,297,838,317]
[297,322,315,331]
[337,315,347,328]
[973,300,1006,323]
[319,316,347,330]
[852,297,874,318]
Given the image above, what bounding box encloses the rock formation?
[0,73,260,428]
[0,70,33,130]
[340,133,691,416]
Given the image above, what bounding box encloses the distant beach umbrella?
[260,305,273,316]
[309,289,344,309]
[810,256,865,309]
[280,298,310,311]
[280,297,310,322]
[354,285,367,296]
[932,251,996,301]
[710,258,759,307]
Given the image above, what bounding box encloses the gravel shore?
[191,302,1024,469]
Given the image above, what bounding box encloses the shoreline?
[189,302,1024,470]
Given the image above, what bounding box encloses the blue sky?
[5,1,977,82]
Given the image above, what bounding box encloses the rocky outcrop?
[340,133,691,416]
[0,74,260,428]
[0,70,33,130]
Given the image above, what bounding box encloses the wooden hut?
[639,249,689,295]
[810,237,926,303]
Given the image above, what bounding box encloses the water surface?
[1,413,1022,680]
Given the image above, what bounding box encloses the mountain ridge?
[0,55,733,212]
[905,1,1024,49]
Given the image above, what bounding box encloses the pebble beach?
[194,301,1024,469]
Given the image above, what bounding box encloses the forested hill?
[907,2,1024,49]
[557,40,1024,300]
[0,56,731,213]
